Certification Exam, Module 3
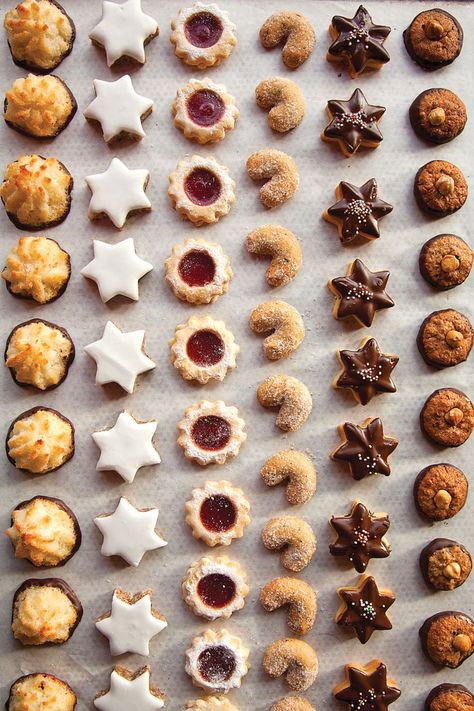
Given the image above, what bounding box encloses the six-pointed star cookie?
[81,238,153,302]
[95,497,167,567]
[336,574,395,643]
[329,500,391,573]
[331,417,398,480]
[322,88,385,156]
[324,180,393,244]
[84,320,155,393]
[86,157,151,229]
[96,589,167,656]
[329,260,394,327]
[90,0,159,67]
[334,337,399,405]
[84,75,154,143]
[328,5,391,77]
[333,660,400,710]
[94,666,164,711]
[92,411,161,483]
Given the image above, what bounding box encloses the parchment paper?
[0,1,473,709]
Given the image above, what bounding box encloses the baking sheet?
[1,1,473,708]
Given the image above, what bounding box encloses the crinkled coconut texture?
[7,407,74,474]
[12,582,80,644]
[2,236,70,303]
[4,73,76,137]
[8,673,76,711]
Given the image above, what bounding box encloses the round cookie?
[425,683,474,711]
[420,234,473,290]
[420,388,474,447]
[420,611,474,668]
[414,160,468,217]
[6,672,76,711]
[420,538,472,591]
[417,309,473,369]
[403,9,463,71]
[409,89,467,144]
[414,463,468,521]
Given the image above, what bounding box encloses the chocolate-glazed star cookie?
[327,5,391,78]
[336,575,395,643]
[334,338,399,406]
[329,501,391,573]
[333,660,400,710]
[324,180,393,245]
[322,89,385,157]
[329,260,394,326]
[331,418,398,481]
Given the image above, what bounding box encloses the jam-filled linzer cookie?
[255,77,305,133]
[323,179,393,245]
[420,538,472,591]
[94,666,164,711]
[2,236,70,304]
[6,406,74,475]
[165,237,232,304]
[409,89,467,145]
[417,309,473,369]
[327,5,391,78]
[420,611,474,668]
[403,9,463,71]
[329,260,394,327]
[419,234,473,290]
[4,0,75,73]
[331,418,398,481]
[425,684,474,711]
[420,388,474,447]
[414,463,468,521]
[173,78,239,144]
[182,555,248,620]
[6,673,77,711]
[185,629,249,693]
[90,0,159,67]
[414,160,468,217]
[171,3,237,68]
[185,480,250,546]
[4,74,76,138]
[6,495,81,567]
[177,401,246,465]
[322,89,385,157]
[247,149,299,209]
[1,154,73,230]
[334,337,398,406]
[259,12,315,69]
[333,660,400,710]
[263,638,318,692]
[330,501,391,573]
[336,574,395,644]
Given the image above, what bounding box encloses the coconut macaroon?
[6,406,75,474]
[6,673,76,711]
[0,154,73,230]
[5,318,74,390]
[4,74,76,138]
[4,0,75,73]
[11,577,82,645]
[6,495,81,567]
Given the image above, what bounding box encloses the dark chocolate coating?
[330,501,391,573]
[419,610,474,668]
[416,309,473,370]
[332,418,398,480]
[4,76,77,139]
[323,88,385,155]
[6,406,75,473]
[326,181,393,245]
[425,683,474,711]
[403,9,463,71]
[419,537,471,589]
[3,237,71,304]
[12,577,83,642]
[413,463,468,520]
[409,89,466,145]
[413,162,466,218]
[6,672,77,711]
[420,387,474,447]
[336,338,398,405]
[328,5,391,75]
[419,234,473,291]
[336,575,395,643]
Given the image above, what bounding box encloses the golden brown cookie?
[414,463,468,521]
[247,149,299,208]
[256,77,305,133]
[173,78,238,144]
[185,480,250,547]
[420,388,474,447]
[420,538,472,591]
[171,3,237,69]
[419,234,473,290]
[182,555,248,620]
[246,225,302,287]
[250,301,304,361]
[425,684,474,711]
[177,401,246,465]
[165,237,232,304]
[261,450,316,505]
[409,88,467,144]
[417,309,473,368]
[2,236,70,304]
[259,12,315,69]
[404,9,463,70]
[257,374,312,432]
[260,577,317,634]
[6,673,76,711]
[420,611,474,668]
[263,638,318,691]
[262,516,316,572]
[414,160,468,217]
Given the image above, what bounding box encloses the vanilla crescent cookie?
[246,225,302,288]
[259,12,315,69]
[257,374,312,432]
[261,450,317,505]
[250,300,305,360]
[185,480,250,546]
[262,515,316,572]
[260,577,317,635]
[168,155,235,226]
[173,78,239,144]
[185,628,249,693]
[256,78,305,133]
[247,149,299,209]
[270,698,315,711]
[171,3,237,69]
[182,555,248,620]
[170,315,239,384]
[165,238,232,304]
[263,638,318,692]
[186,699,239,711]
[177,401,246,465]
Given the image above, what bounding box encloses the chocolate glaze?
[332,417,398,480]
[419,537,471,589]
[336,575,395,644]
[326,181,393,245]
[6,672,77,711]
[3,237,71,304]
[419,610,474,668]
[329,501,391,573]
[12,577,83,642]
[4,76,77,139]
[328,5,391,75]
[330,259,394,325]
[334,660,400,709]
[336,338,398,406]
[425,683,474,711]
[6,406,75,473]
[403,9,463,71]
[323,88,385,155]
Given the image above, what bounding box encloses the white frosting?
[94,668,164,711]
[81,238,152,302]
[84,320,155,393]
[96,590,167,656]
[86,157,151,229]
[90,0,159,67]
[84,75,153,143]
[94,497,167,567]
[92,411,161,483]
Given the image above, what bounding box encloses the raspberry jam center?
[197,573,236,608]
[186,330,225,367]
[200,495,237,532]
[187,89,225,127]
[192,415,231,451]
[178,250,216,287]
[184,12,223,48]
[197,645,236,683]
[184,168,221,206]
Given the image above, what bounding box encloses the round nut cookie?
[420,388,474,447]
[409,88,467,144]
[419,234,473,290]
[417,309,473,369]
[403,9,463,70]
[419,538,472,591]
[414,160,468,217]
[414,463,468,521]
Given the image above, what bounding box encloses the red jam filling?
[197,645,236,683]
[178,250,216,287]
[184,11,223,48]
[186,330,225,367]
[200,494,237,532]
[197,573,236,608]
[187,89,225,127]
[191,415,231,451]
[184,168,221,206]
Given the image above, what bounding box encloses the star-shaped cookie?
[86,158,151,229]
[90,0,159,67]
[329,260,394,327]
[329,501,391,573]
[96,589,167,656]
[81,238,153,302]
[95,497,167,567]
[84,75,153,143]
[334,337,399,405]
[328,6,391,77]
[331,418,398,481]
[336,575,395,643]
[333,660,400,710]
[92,411,161,483]
[322,88,385,156]
[84,321,155,393]
[94,666,164,711]
[324,180,393,244]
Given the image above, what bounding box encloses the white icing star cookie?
[92,411,161,483]
[84,320,155,393]
[90,0,159,67]
[86,157,151,229]
[94,666,164,710]
[81,238,153,302]
[84,75,153,143]
[96,589,167,656]
[94,497,167,567]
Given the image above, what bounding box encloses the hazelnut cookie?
[404,9,463,71]
[414,463,468,521]
[409,89,467,144]
[414,160,468,217]
[417,309,473,368]
[420,538,472,591]
[420,611,474,668]
[419,234,472,290]
[420,388,474,447]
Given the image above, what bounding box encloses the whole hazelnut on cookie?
[419,538,472,591]
[425,683,474,711]
[420,611,474,668]
[414,161,468,217]
[420,388,474,447]
[419,234,473,290]
[414,463,468,521]
[403,9,463,71]
[417,309,473,369]
[409,88,467,144]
